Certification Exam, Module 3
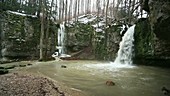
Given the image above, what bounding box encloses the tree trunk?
[105,0,109,26]
[62,0,65,21]
[77,0,80,17]
[74,0,77,21]
[59,0,62,22]
[104,0,109,48]
[102,0,106,15]
[68,0,72,20]
[65,0,68,23]
[39,0,45,61]
[128,0,132,24]
[44,0,54,60]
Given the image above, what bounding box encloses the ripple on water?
[71,62,136,78]
[75,62,135,71]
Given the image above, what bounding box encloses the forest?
[0,0,148,61]
[0,0,170,96]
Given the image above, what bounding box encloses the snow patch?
[7,11,37,18]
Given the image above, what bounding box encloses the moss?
[95,25,121,60]
[1,12,41,59]
[134,18,154,58]
[66,19,121,60]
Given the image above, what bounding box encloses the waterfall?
[114,25,136,65]
[52,22,71,59]
[57,22,65,55]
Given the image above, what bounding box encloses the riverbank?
[1,60,170,96]
[0,61,87,96]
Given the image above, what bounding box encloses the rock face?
[148,0,170,58]
[134,0,170,67]
[0,11,121,61]
[0,11,56,61]
[65,17,121,60]
[0,11,40,60]
[148,0,170,41]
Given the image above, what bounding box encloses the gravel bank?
[0,72,86,96]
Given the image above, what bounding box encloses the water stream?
[57,22,65,55]
[114,25,136,65]
[23,24,170,96]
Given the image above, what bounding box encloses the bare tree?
[59,0,62,22]
[39,0,45,60]
[104,0,109,49]
[62,0,65,21]
[97,0,100,27]
[68,0,73,20]
[105,0,109,26]
[74,0,77,21]
[102,0,106,15]
[77,0,80,17]
[127,0,132,23]
[65,0,68,23]
[44,0,54,60]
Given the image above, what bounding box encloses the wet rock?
[0,67,5,69]
[61,65,67,68]
[0,69,8,75]
[3,65,16,69]
[0,60,12,64]
[27,63,33,66]
[19,64,27,67]
[106,80,115,86]
[162,87,170,96]
[38,59,43,62]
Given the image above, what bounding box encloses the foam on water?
[73,62,135,75]
[114,25,136,65]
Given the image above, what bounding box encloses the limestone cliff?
[134,0,170,67]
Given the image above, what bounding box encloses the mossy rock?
[134,18,154,57]
[27,63,33,66]
[3,65,16,69]
[0,67,5,69]
[19,64,27,67]
[0,61,12,64]
[0,69,9,75]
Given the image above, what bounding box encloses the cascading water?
[53,22,71,59]
[114,25,136,65]
[57,22,65,55]
[81,25,136,69]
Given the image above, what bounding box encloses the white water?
[53,22,71,59]
[114,25,136,65]
[57,22,65,54]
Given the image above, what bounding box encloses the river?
[16,60,170,96]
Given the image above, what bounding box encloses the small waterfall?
[52,22,71,59]
[57,22,65,55]
[114,25,136,65]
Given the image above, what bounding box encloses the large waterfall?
[114,25,136,65]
